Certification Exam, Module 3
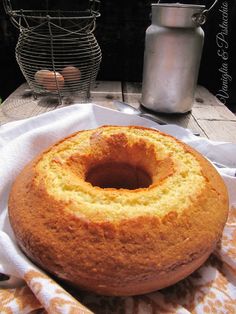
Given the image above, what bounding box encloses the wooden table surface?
[1,81,236,143]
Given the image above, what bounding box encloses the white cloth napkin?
[0,103,236,314]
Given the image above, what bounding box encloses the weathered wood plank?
[123,82,236,142]
[192,105,236,121]
[197,120,236,143]
[123,81,142,95]
[194,85,224,107]
[0,84,53,124]
[90,81,123,108]
[91,81,122,94]
[0,81,123,125]
[123,82,207,137]
[1,81,236,144]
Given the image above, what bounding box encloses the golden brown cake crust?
[8,126,229,296]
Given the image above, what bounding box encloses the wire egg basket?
[4,0,102,102]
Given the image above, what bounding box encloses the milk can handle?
[156,0,219,25]
[192,0,219,25]
[204,0,219,13]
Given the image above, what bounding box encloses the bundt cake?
[8,126,229,296]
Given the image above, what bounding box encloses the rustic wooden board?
[1,81,236,143]
[191,105,236,121]
[194,85,224,107]
[90,81,123,109]
[197,120,236,143]
[0,81,123,125]
[0,83,65,124]
[123,82,207,137]
[122,82,236,142]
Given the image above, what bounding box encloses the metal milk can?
[141,2,215,113]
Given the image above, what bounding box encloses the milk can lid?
[154,3,205,9]
[151,3,206,28]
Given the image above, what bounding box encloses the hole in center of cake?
[85,162,152,189]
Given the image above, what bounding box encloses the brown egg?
[41,71,65,92]
[34,70,51,85]
[61,66,81,83]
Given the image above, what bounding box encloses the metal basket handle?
[3,0,100,31]
[3,0,22,29]
[89,0,100,13]
[4,0,100,13]
[3,0,12,14]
